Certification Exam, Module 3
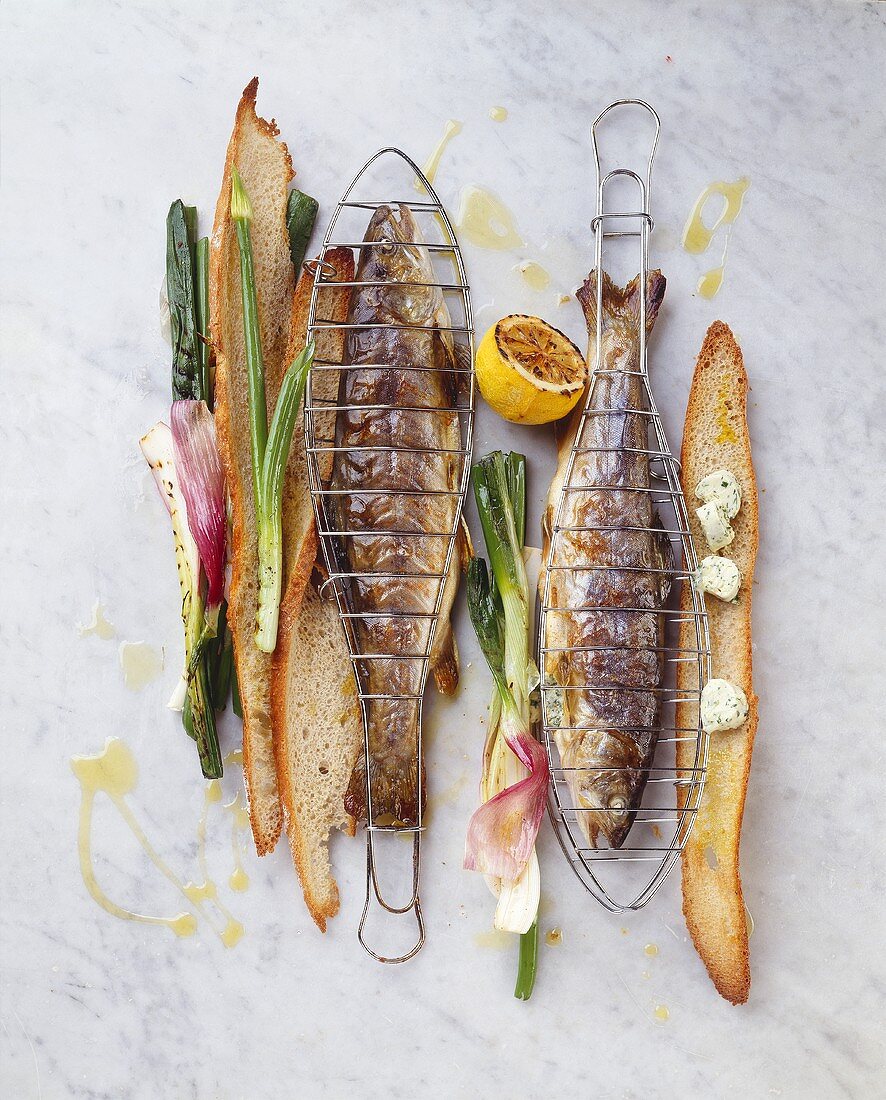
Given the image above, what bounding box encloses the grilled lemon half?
[476,315,586,425]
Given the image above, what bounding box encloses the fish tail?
[577,269,666,340]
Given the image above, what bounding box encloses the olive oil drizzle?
[457,185,523,250]
[682,177,750,298]
[72,738,245,947]
[415,119,462,193]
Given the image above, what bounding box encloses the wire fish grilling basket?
[537,101,712,912]
[303,149,475,962]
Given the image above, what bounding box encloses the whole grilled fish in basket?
[330,203,464,828]
[541,268,673,849]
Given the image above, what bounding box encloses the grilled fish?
[332,204,462,827]
[541,269,671,848]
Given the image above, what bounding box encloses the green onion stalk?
[230,167,315,653]
[467,451,543,1000]
[164,201,225,773]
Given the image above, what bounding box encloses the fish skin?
[333,204,462,826]
[541,269,670,849]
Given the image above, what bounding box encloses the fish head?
[360,204,440,326]
[566,729,643,849]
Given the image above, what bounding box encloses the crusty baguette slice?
[272,577,363,930]
[676,321,759,1004]
[271,248,363,930]
[210,78,295,855]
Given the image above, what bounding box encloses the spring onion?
[167,201,202,402]
[140,423,222,778]
[514,919,539,1001]
[286,188,319,275]
[195,236,212,405]
[170,400,226,616]
[231,166,315,652]
[464,451,548,1000]
[463,558,547,881]
[254,343,315,650]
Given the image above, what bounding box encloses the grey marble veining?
[1,1,884,1097]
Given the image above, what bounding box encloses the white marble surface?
[2,1,885,1096]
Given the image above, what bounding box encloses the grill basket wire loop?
[304,148,475,962]
[537,101,713,912]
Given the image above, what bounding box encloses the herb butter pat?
[696,500,734,551]
[698,555,742,601]
[701,678,749,733]
[695,468,741,519]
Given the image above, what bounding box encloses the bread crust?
[210,78,294,855]
[676,321,759,1004]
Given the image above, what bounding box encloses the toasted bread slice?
[271,249,363,930]
[210,78,295,855]
[676,321,759,1004]
[273,576,363,930]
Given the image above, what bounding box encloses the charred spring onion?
[286,188,319,275]
[152,201,229,774]
[465,451,548,1000]
[231,167,315,652]
[140,424,222,778]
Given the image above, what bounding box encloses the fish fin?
[458,517,474,568]
[431,625,460,695]
[430,526,465,695]
[652,512,676,603]
[577,269,666,340]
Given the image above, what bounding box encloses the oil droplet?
[654,1004,670,1022]
[71,737,138,796]
[119,641,162,691]
[226,791,251,891]
[79,600,115,639]
[682,177,750,254]
[171,913,198,937]
[698,266,725,299]
[489,106,508,122]
[641,970,651,980]
[225,749,244,766]
[206,779,222,804]
[221,919,244,948]
[545,927,563,946]
[621,926,629,935]
[457,185,523,250]
[416,119,462,191]
[516,260,551,291]
[556,293,572,307]
[473,929,512,950]
[184,881,217,904]
[229,867,249,892]
[650,823,663,839]
[644,942,659,957]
